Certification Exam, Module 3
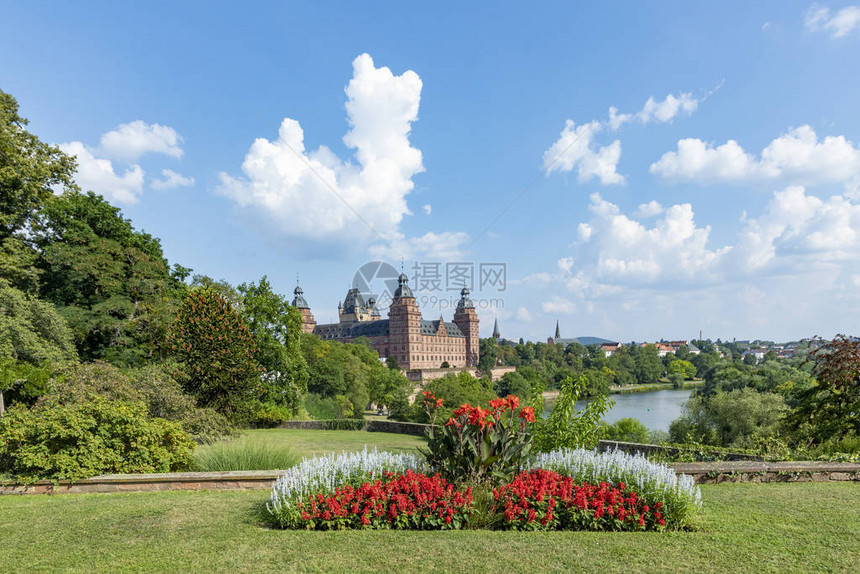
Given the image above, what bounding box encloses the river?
[547,388,694,433]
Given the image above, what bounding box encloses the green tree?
[670,389,788,447]
[237,276,309,417]
[478,337,499,372]
[635,345,663,384]
[168,288,262,421]
[0,91,77,240]
[0,279,77,366]
[37,191,185,364]
[668,359,697,380]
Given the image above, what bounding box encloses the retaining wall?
[275,419,432,436]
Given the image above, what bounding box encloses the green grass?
[195,428,427,464]
[193,440,302,471]
[0,482,856,572]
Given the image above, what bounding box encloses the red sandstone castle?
[291,273,479,370]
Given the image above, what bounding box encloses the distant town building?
[640,340,701,357]
[291,274,479,370]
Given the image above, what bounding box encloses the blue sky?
[4,1,860,342]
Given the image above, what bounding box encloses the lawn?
[0,482,856,573]
[195,428,427,461]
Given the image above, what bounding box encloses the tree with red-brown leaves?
[168,287,261,422]
[792,335,860,443]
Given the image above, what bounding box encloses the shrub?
[268,447,428,528]
[44,362,235,444]
[532,448,702,529]
[493,470,666,531]
[602,418,651,443]
[194,440,299,471]
[288,470,473,530]
[422,392,536,484]
[0,397,195,482]
[251,402,292,427]
[304,392,352,420]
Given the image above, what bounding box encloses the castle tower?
[291,284,316,334]
[387,272,421,370]
[453,287,480,367]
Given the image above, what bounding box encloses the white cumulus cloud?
[542,296,578,315]
[736,185,860,273]
[151,168,195,190]
[58,141,145,204]
[543,120,623,185]
[651,125,860,191]
[576,193,730,286]
[805,4,860,38]
[423,204,432,215]
[608,92,699,131]
[100,120,184,160]
[369,230,470,261]
[545,90,703,186]
[218,54,431,249]
[514,306,533,322]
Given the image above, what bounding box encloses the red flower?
[518,407,536,423]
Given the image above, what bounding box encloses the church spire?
[493,317,500,340]
[555,320,561,339]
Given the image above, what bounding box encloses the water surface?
[548,388,694,433]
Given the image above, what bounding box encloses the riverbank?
[541,380,703,401]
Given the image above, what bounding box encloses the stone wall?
[276,419,431,436]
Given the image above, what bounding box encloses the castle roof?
[313,318,465,339]
[291,285,309,309]
[394,272,414,298]
[342,288,367,314]
[456,287,474,309]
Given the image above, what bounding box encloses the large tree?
[168,288,262,421]
[0,91,78,295]
[37,191,187,364]
[237,276,308,416]
[0,91,77,240]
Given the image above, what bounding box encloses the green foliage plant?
[532,375,614,452]
[0,396,194,482]
[194,440,299,471]
[421,391,536,484]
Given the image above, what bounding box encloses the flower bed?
[531,448,702,529]
[294,470,473,530]
[494,469,666,531]
[267,447,428,528]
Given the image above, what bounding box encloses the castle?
[291,273,479,370]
